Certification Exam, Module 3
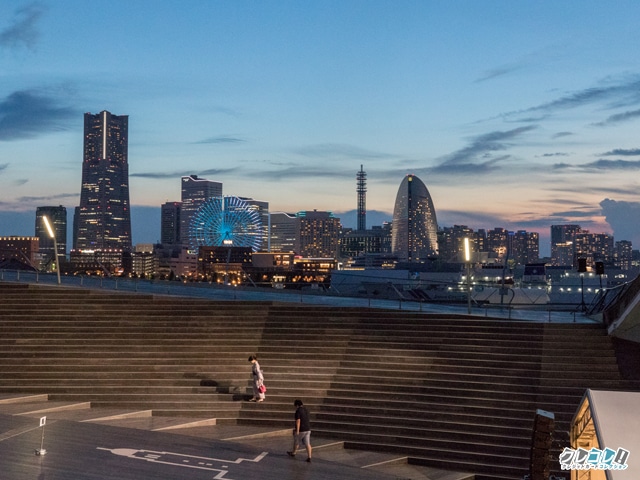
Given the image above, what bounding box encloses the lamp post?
[42,215,61,285]
[464,237,471,314]
[223,237,233,285]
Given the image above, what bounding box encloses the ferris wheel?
[189,196,263,251]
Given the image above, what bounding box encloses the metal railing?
[0,269,593,323]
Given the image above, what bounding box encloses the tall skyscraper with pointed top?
[391,174,438,262]
[74,111,132,251]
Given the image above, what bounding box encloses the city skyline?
[3,2,640,254]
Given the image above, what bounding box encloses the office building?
[35,206,67,267]
[74,111,131,251]
[161,201,182,245]
[180,175,222,247]
[240,197,269,251]
[391,174,438,262]
[269,212,298,253]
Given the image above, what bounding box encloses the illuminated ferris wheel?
[189,196,263,252]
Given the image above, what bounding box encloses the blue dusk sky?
[3,1,640,255]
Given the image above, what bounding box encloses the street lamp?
[223,236,233,285]
[42,215,61,285]
[464,237,471,314]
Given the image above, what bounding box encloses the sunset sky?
[3,1,640,255]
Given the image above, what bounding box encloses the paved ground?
[0,397,474,480]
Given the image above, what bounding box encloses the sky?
[3,1,640,257]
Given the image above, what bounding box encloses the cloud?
[552,131,574,139]
[475,63,524,83]
[435,125,536,170]
[594,108,640,126]
[600,198,640,245]
[0,3,46,50]
[0,89,77,141]
[194,135,246,144]
[503,77,640,121]
[539,152,569,158]
[579,159,640,171]
[601,148,640,156]
[16,193,77,203]
[130,168,239,179]
[293,143,389,160]
[250,166,353,180]
[551,158,640,172]
[0,163,8,172]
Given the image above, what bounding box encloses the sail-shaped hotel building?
[391,174,439,262]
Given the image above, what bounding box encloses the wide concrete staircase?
[0,282,638,479]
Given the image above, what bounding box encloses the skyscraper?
[180,175,223,247]
[391,174,438,262]
[74,111,131,251]
[161,201,182,245]
[35,205,67,264]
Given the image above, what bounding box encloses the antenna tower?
[357,165,367,231]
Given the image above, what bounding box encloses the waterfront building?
[75,111,131,251]
[391,174,438,262]
[0,236,39,269]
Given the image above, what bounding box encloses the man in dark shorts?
[287,399,312,462]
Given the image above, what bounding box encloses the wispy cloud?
[552,131,574,139]
[293,143,389,160]
[594,108,640,126]
[580,159,640,170]
[0,3,46,50]
[551,158,640,172]
[130,168,239,179]
[601,148,640,156]
[0,163,8,172]
[17,192,76,202]
[250,166,353,180]
[434,125,536,172]
[475,63,524,83]
[194,135,246,144]
[503,77,640,122]
[539,152,569,157]
[0,89,77,141]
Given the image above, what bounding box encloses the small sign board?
[39,416,46,427]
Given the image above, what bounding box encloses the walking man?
[287,399,312,462]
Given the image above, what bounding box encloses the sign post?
[35,416,47,456]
